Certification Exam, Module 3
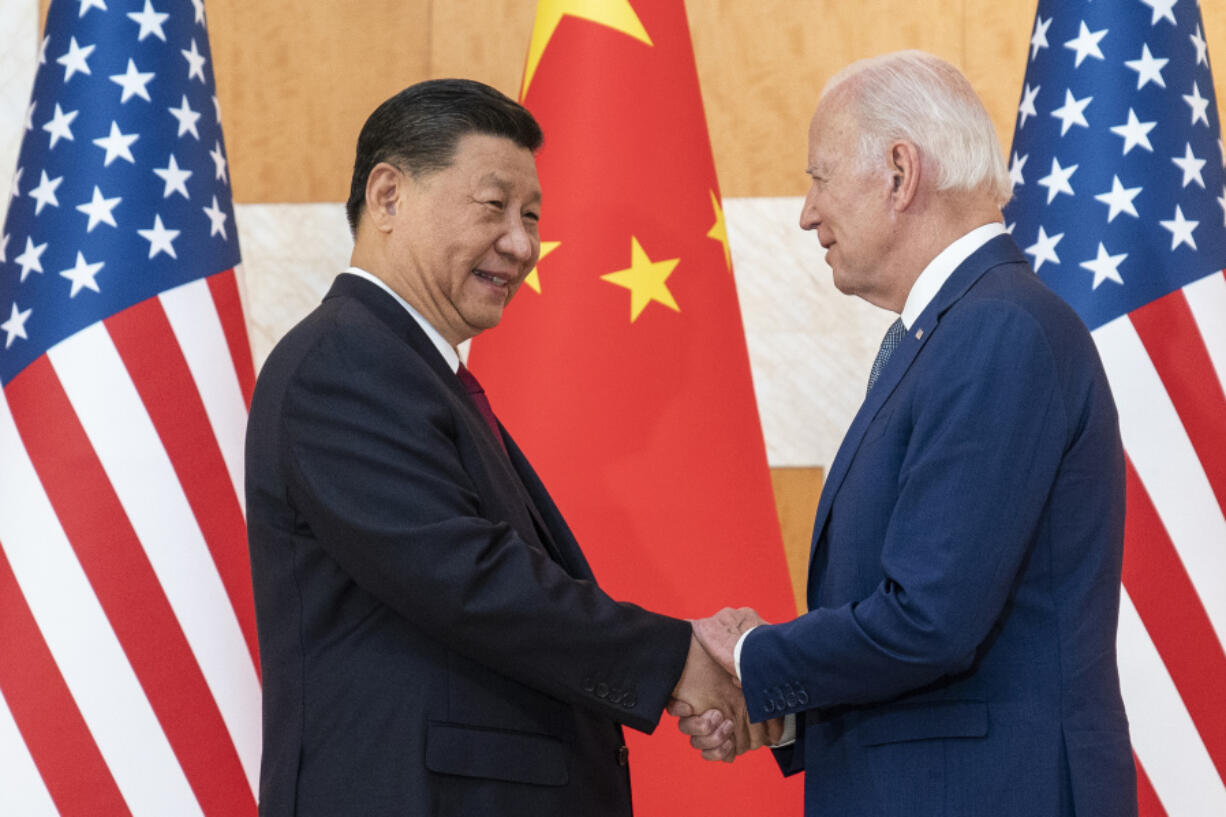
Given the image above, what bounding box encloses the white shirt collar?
[899,222,1007,330]
[344,266,461,372]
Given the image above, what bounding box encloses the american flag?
[1005,1,1226,814]
[0,0,260,814]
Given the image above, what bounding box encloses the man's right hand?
[668,631,780,761]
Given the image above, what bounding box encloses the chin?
[471,308,505,333]
[830,269,854,297]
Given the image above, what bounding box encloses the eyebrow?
[479,172,542,205]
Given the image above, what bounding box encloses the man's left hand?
[691,606,767,679]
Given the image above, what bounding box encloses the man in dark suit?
[245,79,752,817]
[679,51,1138,815]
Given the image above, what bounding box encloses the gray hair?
[822,50,1012,207]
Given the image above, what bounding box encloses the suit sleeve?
[741,298,1070,721]
[279,307,691,732]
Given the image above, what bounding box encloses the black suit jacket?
[246,273,691,816]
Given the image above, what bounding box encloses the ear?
[888,141,921,211]
[365,162,403,233]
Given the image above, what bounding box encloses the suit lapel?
[807,235,1028,566]
[503,434,594,581]
[325,274,584,576]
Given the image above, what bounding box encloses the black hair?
[344,78,543,235]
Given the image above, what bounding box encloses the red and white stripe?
[0,269,259,816]
[1093,269,1226,817]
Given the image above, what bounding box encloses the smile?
[473,270,511,287]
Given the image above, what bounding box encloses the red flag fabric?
[0,1,259,813]
[468,1,801,813]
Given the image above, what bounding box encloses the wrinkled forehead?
[807,96,855,165]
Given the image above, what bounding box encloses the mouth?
[472,269,513,289]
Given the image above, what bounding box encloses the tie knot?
[456,363,484,396]
[881,317,905,353]
[457,363,508,455]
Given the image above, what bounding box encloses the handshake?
[668,606,784,762]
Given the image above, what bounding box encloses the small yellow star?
[706,190,731,271]
[521,0,652,99]
[524,240,560,293]
[601,237,681,322]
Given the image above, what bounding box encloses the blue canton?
[0,0,240,385]
[1004,0,1226,331]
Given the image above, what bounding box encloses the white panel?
[233,202,353,371]
[725,196,893,467]
[0,0,38,233]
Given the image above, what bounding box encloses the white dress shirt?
[898,222,1007,330]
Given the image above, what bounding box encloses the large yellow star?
[706,189,731,271]
[601,237,680,322]
[524,240,560,293]
[521,0,653,99]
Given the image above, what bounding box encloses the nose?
[497,216,538,266]
[799,185,820,231]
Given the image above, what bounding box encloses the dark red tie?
[456,364,508,455]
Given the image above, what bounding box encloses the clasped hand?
[667,607,783,762]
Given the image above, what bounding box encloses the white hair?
[822,50,1012,207]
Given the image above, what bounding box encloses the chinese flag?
[468,1,802,813]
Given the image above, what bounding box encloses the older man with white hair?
[678,50,1137,817]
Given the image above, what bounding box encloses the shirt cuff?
[732,625,757,682]
[733,625,797,748]
[772,715,797,748]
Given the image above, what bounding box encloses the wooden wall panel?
[429,0,534,102]
[963,0,1039,160]
[686,0,965,197]
[769,467,824,616]
[1206,4,1226,118]
[205,0,432,204]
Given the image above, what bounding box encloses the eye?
[484,199,505,210]
[523,210,540,223]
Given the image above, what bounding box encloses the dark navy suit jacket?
[245,273,691,816]
[741,235,1137,817]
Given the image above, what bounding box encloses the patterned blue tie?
[866,318,906,394]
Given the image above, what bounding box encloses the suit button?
[785,692,797,707]
[774,696,787,711]
[582,676,595,693]
[596,682,609,698]
[797,690,809,706]
[617,745,630,767]
[763,699,776,714]
[609,689,624,704]
[623,693,637,708]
